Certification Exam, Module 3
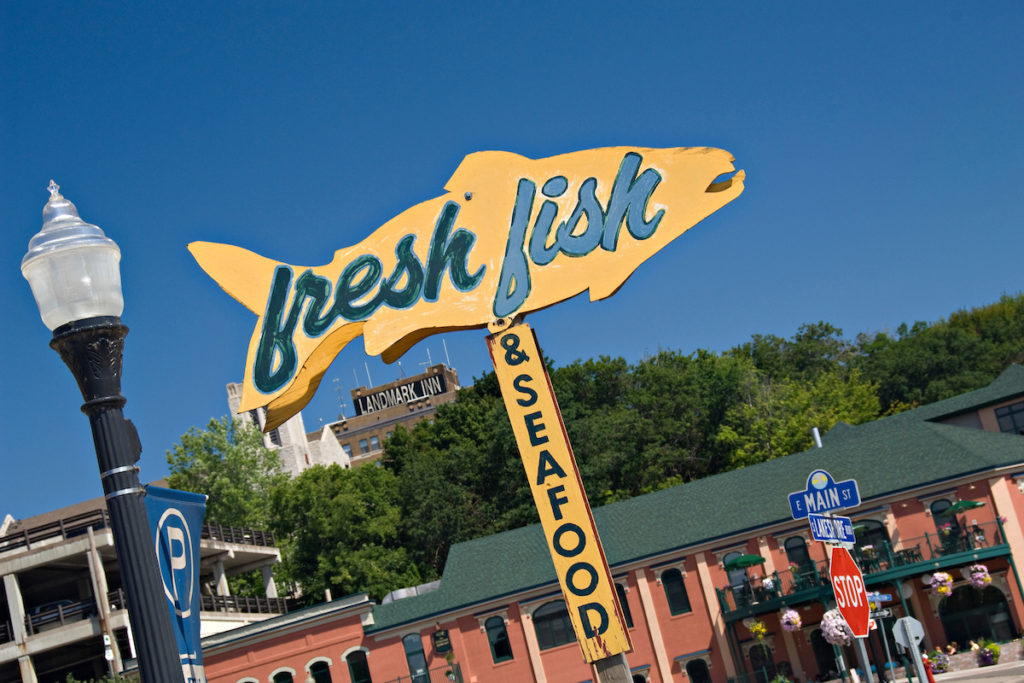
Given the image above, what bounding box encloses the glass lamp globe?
[22,181,124,330]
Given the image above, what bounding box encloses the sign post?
[829,546,873,683]
[194,145,745,678]
[488,320,632,674]
[894,617,928,683]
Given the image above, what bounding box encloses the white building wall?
[226,383,355,476]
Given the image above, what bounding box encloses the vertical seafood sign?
[488,322,632,661]
[189,146,744,429]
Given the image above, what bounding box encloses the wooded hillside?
[169,294,1024,602]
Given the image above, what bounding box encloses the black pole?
[50,316,181,682]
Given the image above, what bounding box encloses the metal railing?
[0,619,12,644]
[0,509,111,553]
[107,587,127,611]
[0,509,276,555]
[383,663,462,683]
[24,597,96,635]
[715,519,1006,614]
[202,523,276,547]
[200,594,289,614]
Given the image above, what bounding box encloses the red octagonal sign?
[829,545,869,637]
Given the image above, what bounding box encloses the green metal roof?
[368,365,1024,633]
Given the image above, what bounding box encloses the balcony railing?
[716,520,1007,616]
[202,523,276,547]
[0,509,276,555]
[0,619,12,644]
[0,509,111,553]
[24,597,96,635]
[200,594,289,614]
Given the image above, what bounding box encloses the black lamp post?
[22,182,182,682]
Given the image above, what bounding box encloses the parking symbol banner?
[145,486,208,683]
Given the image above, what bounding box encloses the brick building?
[229,364,461,475]
[200,365,1024,683]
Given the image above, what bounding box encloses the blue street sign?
[808,513,856,544]
[868,592,893,602]
[788,469,860,519]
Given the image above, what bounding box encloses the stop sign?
[829,545,869,637]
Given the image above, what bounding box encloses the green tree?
[715,368,879,468]
[855,294,1024,412]
[384,379,537,576]
[269,464,422,603]
[166,416,287,529]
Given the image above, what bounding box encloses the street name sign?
[867,592,893,602]
[191,146,744,429]
[808,513,856,544]
[829,545,870,638]
[789,469,860,520]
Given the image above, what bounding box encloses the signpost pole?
[487,319,632,677]
[593,653,632,683]
[901,620,929,683]
[878,622,895,682]
[853,637,874,683]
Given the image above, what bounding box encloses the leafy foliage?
[168,294,1024,599]
[269,464,423,603]
[166,416,287,529]
[854,294,1024,413]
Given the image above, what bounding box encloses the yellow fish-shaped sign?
[190,146,744,429]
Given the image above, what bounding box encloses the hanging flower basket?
[780,609,801,632]
[747,618,767,640]
[966,563,991,589]
[860,545,877,560]
[929,571,953,596]
[820,609,851,646]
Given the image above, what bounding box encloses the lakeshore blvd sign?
[488,322,632,661]
[190,146,744,429]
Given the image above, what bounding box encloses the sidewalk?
[932,659,1024,682]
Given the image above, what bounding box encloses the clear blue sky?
[2,3,1021,521]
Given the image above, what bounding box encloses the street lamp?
[22,182,181,681]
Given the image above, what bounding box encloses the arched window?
[931,499,962,536]
[940,584,1015,644]
[615,583,634,628]
[309,661,332,683]
[784,536,811,570]
[853,519,891,556]
[272,672,295,683]
[533,600,576,650]
[810,629,839,681]
[749,643,777,681]
[402,634,429,683]
[345,651,372,683]
[661,568,691,615]
[485,615,513,663]
[723,551,748,588]
[685,659,712,683]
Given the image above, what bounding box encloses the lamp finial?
[47,180,60,197]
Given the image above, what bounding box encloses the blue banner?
[145,485,208,683]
